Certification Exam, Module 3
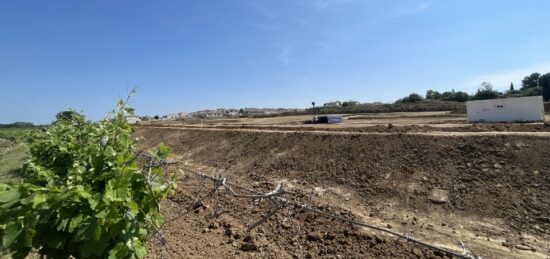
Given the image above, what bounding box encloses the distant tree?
[342,101,358,107]
[426,90,442,100]
[436,89,469,102]
[473,82,500,100]
[451,91,469,102]
[55,110,83,122]
[126,107,135,114]
[426,90,433,99]
[0,122,36,128]
[154,115,159,120]
[521,87,542,96]
[407,93,423,102]
[440,90,453,100]
[506,82,520,96]
[396,93,424,103]
[539,73,550,101]
[311,101,315,108]
[521,72,541,90]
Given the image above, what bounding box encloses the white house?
[224,109,240,117]
[324,101,341,107]
[195,110,224,119]
[162,113,179,120]
[262,108,279,115]
[466,96,544,123]
[178,112,191,118]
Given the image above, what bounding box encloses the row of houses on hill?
[190,108,303,119]
[323,100,360,107]
[126,107,305,123]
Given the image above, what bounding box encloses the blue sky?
[2,0,550,123]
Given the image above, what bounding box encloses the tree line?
[396,72,550,103]
[0,122,42,129]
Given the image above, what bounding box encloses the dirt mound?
[146,173,448,258]
[136,127,550,258]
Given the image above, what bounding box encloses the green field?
[0,128,33,184]
[0,127,37,141]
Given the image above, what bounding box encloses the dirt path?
[138,125,550,137]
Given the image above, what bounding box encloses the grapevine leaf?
[0,188,20,203]
[32,193,47,208]
[94,223,102,240]
[108,242,127,259]
[46,232,68,249]
[22,228,36,247]
[2,221,22,247]
[68,214,83,233]
[133,239,147,258]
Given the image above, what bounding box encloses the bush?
[0,94,176,258]
[472,82,501,100]
[396,93,424,103]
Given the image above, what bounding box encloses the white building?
[178,112,191,118]
[125,116,141,124]
[324,101,341,107]
[466,96,544,123]
[162,113,179,120]
[224,109,240,117]
[195,110,224,119]
[262,108,279,115]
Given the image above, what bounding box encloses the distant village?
[126,100,372,123]
[126,107,304,123]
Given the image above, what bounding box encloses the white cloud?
[460,62,550,92]
[278,47,292,65]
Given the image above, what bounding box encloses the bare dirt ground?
[143,112,550,133]
[136,112,550,258]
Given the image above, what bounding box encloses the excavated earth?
[136,125,550,259]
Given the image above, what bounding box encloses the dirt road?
[140,125,550,137]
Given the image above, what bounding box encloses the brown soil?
[136,126,550,259]
[144,122,550,134]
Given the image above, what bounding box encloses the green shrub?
[0,95,176,258]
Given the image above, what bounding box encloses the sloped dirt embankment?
[136,127,550,258]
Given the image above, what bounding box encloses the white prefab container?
[466,96,544,123]
[125,116,141,124]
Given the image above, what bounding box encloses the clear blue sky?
[2,0,550,124]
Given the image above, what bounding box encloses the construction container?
[466,96,544,123]
[316,115,343,124]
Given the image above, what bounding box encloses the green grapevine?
[0,93,176,258]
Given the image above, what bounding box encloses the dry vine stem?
[137,155,184,259]
[178,167,481,259]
